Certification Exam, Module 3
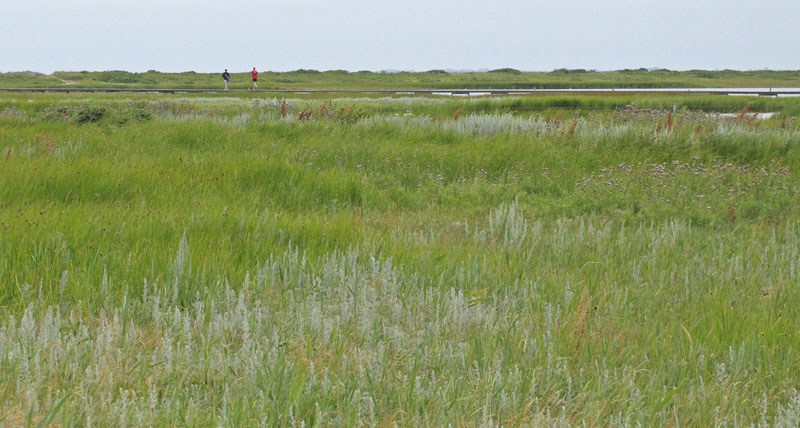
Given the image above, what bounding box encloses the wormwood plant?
[488,198,528,245]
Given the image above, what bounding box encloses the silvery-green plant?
[488,198,528,245]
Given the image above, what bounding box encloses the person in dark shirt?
[222,69,230,90]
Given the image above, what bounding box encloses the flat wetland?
[1,91,800,426]
[6,68,800,90]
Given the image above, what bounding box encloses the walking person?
[251,67,258,90]
[222,69,230,90]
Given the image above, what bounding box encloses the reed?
[567,117,579,135]
[736,103,751,122]
[666,111,673,132]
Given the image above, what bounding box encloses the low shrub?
[112,108,152,125]
[489,67,522,74]
[75,105,106,124]
[41,105,74,122]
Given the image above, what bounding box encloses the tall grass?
[1,92,800,426]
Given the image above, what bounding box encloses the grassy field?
[4,69,800,90]
[1,92,800,426]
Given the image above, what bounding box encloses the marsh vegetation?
[1,92,799,426]
[4,68,800,90]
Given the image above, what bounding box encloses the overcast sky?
[2,0,797,73]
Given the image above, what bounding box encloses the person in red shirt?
[251,67,259,90]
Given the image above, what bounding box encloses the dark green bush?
[75,106,106,124]
[489,68,522,74]
[111,108,152,126]
[41,105,75,121]
[551,68,590,74]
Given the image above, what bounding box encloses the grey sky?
[2,0,797,73]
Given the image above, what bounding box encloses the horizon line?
[2,67,796,75]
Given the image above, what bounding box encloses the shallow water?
[715,112,777,119]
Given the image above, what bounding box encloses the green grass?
[6,90,800,118]
[4,68,800,90]
[1,92,800,426]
